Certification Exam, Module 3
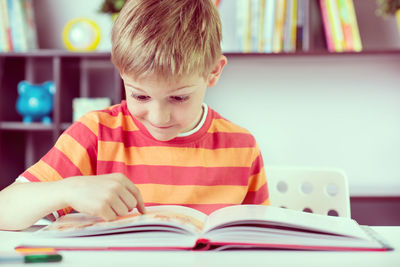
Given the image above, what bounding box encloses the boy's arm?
[0,173,146,231]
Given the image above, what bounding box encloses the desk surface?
[1,226,399,267]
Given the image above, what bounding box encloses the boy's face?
[122,73,209,141]
[121,56,226,141]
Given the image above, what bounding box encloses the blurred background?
[0,0,399,225]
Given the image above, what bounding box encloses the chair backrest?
[266,166,351,218]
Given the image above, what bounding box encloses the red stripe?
[99,124,256,149]
[208,242,389,251]
[250,154,263,176]
[96,161,250,186]
[242,183,269,204]
[145,203,235,215]
[20,171,41,182]
[210,109,224,119]
[65,122,98,171]
[42,148,83,178]
[99,101,131,116]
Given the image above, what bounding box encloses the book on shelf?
[235,0,310,53]
[0,0,38,52]
[272,0,286,53]
[319,0,362,52]
[0,0,13,52]
[263,0,276,53]
[22,0,39,51]
[283,0,298,52]
[344,0,362,51]
[17,205,393,251]
[236,0,252,52]
[296,0,310,51]
[319,0,335,52]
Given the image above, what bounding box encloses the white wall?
[206,54,400,196]
[33,0,400,196]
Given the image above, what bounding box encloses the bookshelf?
[0,0,399,225]
[0,51,122,190]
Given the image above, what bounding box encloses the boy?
[0,0,269,231]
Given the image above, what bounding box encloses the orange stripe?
[259,198,270,205]
[137,184,247,204]
[55,134,92,175]
[79,113,99,136]
[208,119,250,134]
[29,160,63,182]
[248,167,266,191]
[79,112,139,134]
[98,142,258,167]
[97,112,139,131]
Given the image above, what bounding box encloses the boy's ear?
[207,55,227,87]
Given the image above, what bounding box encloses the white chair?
[266,166,351,218]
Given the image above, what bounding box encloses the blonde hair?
[111,0,222,80]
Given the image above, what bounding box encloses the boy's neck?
[177,104,207,137]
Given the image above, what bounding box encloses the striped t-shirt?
[19,101,269,217]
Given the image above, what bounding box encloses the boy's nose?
[148,102,170,126]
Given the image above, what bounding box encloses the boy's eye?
[170,96,189,102]
[132,93,150,102]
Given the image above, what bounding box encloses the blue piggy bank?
[16,81,56,124]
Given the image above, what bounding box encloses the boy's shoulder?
[209,107,253,135]
[208,107,257,146]
[79,101,129,122]
[72,101,136,134]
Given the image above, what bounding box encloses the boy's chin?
[148,132,177,142]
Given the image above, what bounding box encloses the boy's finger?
[101,205,117,221]
[125,183,146,214]
[118,188,138,211]
[110,197,129,217]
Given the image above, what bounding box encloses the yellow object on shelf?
[62,18,101,51]
[396,9,400,37]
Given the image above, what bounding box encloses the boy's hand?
[62,173,146,221]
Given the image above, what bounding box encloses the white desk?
[1,226,399,267]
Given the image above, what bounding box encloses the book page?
[204,205,371,240]
[38,205,208,237]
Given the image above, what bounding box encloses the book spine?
[337,0,353,51]
[289,0,297,52]
[319,0,335,52]
[8,0,28,51]
[302,0,310,51]
[344,0,362,52]
[0,0,12,51]
[0,0,6,52]
[236,0,251,52]
[258,0,266,52]
[326,0,344,52]
[245,0,252,52]
[283,0,298,52]
[251,0,260,52]
[283,0,293,52]
[263,0,276,53]
[22,0,38,50]
[295,0,303,51]
[272,0,286,53]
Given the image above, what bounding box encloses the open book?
[17,205,392,251]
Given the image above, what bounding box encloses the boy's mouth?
[148,122,173,130]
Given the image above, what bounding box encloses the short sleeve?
[18,112,100,217]
[19,112,99,183]
[242,145,270,205]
